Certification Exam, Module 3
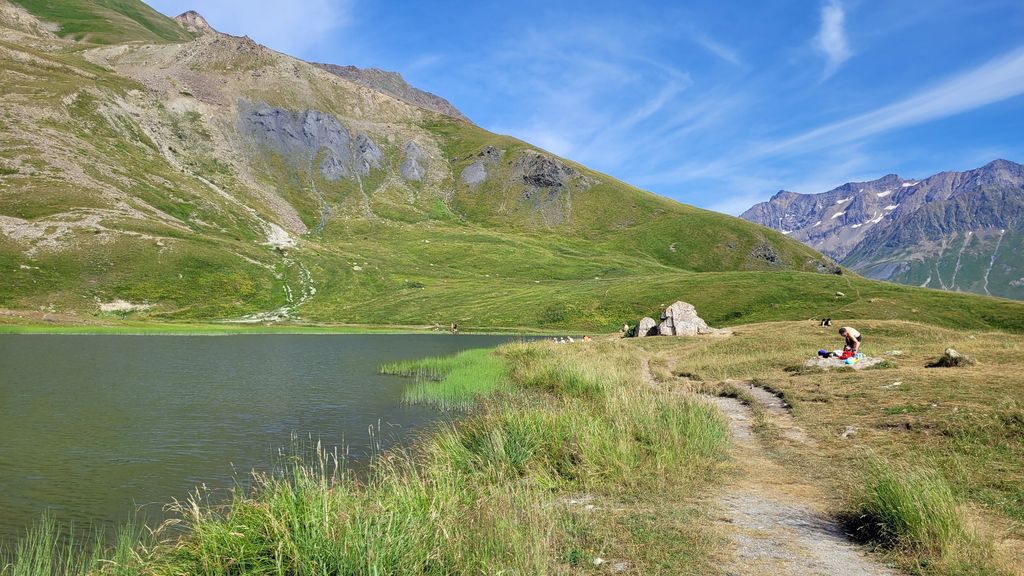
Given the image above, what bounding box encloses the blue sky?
[149,0,1024,214]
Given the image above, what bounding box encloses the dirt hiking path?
[641,359,898,576]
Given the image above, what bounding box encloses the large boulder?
[633,317,657,337]
[658,301,713,336]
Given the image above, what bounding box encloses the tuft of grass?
[847,459,998,572]
[675,370,705,381]
[381,348,508,410]
[381,348,490,380]
[3,515,89,576]
[784,364,825,375]
[866,359,899,370]
[1,514,143,576]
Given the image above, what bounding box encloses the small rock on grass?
[840,426,857,439]
[927,348,975,368]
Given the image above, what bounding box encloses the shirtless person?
[839,326,862,354]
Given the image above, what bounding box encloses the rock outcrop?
[515,151,577,190]
[174,11,218,36]
[354,133,383,175]
[512,150,594,226]
[630,302,716,338]
[400,141,426,181]
[460,145,502,186]
[749,243,781,266]
[237,101,381,181]
[633,317,657,337]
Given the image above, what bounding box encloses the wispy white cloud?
[691,31,741,65]
[641,44,1024,189]
[480,23,696,169]
[149,0,350,57]
[662,146,875,215]
[763,45,1024,156]
[814,0,852,77]
[583,76,691,144]
[635,41,1024,215]
[405,54,442,73]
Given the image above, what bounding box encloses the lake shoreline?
[0,333,531,547]
[2,339,730,574]
[0,320,570,336]
[4,322,1021,573]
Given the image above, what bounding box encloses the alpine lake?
[0,333,530,544]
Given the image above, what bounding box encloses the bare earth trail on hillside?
[640,359,898,576]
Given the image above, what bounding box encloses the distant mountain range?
[741,159,1024,300]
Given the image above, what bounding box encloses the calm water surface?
[0,334,524,543]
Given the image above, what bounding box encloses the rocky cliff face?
[742,160,1024,299]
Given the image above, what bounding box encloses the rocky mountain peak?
[175,10,217,35]
[983,158,1019,171]
[769,190,798,201]
[742,159,1024,300]
[975,158,1024,183]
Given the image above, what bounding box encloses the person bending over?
[839,326,862,354]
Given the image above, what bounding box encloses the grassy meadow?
[640,320,1024,575]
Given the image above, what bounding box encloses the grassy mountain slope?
[1,0,1023,332]
[11,0,193,44]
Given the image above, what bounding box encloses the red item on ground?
[839,350,854,360]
